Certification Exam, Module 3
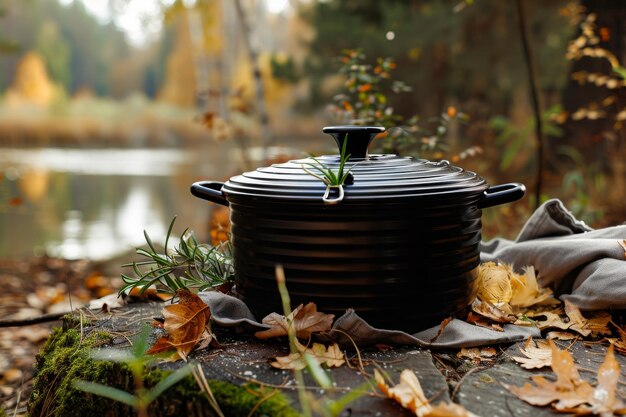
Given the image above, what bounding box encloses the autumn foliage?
[147,289,212,361]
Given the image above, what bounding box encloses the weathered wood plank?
[455,339,626,417]
[51,301,452,416]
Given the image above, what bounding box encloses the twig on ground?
[0,311,68,328]
[450,366,490,401]
[331,329,368,376]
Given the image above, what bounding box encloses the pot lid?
[222,126,489,203]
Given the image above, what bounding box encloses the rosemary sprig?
[302,134,354,186]
[119,216,234,296]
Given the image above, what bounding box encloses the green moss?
[144,370,301,417]
[28,319,300,417]
[28,326,129,417]
[0,406,6,417]
[61,312,91,330]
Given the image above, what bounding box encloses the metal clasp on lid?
[322,184,344,205]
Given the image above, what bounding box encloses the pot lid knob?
[323,125,385,159]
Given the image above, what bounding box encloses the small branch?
[450,366,489,401]
[515,0,545,210]
[0,311,69,328]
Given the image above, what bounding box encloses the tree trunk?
[233,0,272,162]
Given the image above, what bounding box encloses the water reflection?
[0,145,232,260]
[2,148,191,176]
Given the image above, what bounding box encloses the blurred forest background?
[0,0,625,261]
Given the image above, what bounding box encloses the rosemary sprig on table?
[119,216,234,296]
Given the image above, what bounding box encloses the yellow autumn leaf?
[476,262,557,311]
[270,340,345,370]
[476,262,513,304]
[511,337,552,369]
[375,369,480,417]
[509,266,558,308]
[375,369,432,416]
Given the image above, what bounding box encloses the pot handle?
[190,181,229,207]
[477,183,526,209]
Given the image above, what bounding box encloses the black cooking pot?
[191,126,525,332]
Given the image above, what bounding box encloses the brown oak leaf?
[146,289,212,361]
[375,369,479,417]
[255,302,334,340]
[564,300,611,337]
[270,340,345,370]
[505,340,626,415]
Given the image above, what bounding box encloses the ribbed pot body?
[229,194,482,332]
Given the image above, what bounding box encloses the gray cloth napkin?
[200,199,626,349]
[481,199,626,310]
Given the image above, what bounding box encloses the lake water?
[0,144,238,260]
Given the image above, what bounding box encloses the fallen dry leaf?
[128,286,171,301]
[593,344,626,416]
[270,340,345,370]
[375,369,432,416]
[88,292,126,311]
[546,331,578,341]
[476,262,558,323]
[477,262,513,304]
[375,369,479,417]
[471,300,517,324]
[255,302,334,340]
[457,347,497,363]
[564,300,611,337]
[511,337,552,369]
[146,289,212,361]
[618,240,626,259]
[609,322,626,354]
[509,266,558,308]
[477,262,557,310]
[466,312,504,332]
[530,305,610,338]
[505,340,593,410]
[531,311,572,331]
[430,317,453,343]
[505,341,626,415]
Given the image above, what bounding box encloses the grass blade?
[145,365,193,405]
[73,380,138,408]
